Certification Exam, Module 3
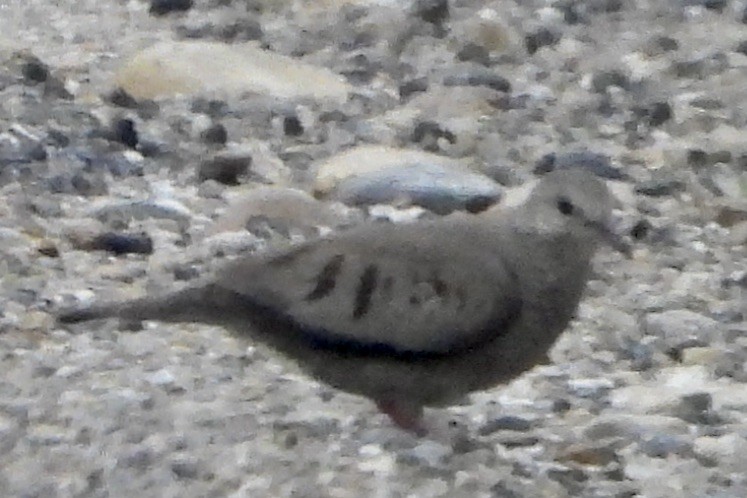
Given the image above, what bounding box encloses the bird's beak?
[586,219,633,258]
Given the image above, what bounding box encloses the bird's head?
[521,169,631,258]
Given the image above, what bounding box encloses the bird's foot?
[376,399,426,436]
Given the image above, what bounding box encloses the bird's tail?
[57,284,243,326]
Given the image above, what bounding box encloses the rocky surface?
[0,0,746,496]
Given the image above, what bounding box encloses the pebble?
[533,151,627,180]
[115,41,352,102]
[198,152,252,185]
[327,161,502,214]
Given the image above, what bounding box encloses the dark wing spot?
[429,273,448,297]
[409,295,420,306]
[305,254,345,301]
[353,265,378,319]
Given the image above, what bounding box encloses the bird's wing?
[215,221,523,356]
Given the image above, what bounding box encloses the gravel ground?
[1,0,747,497]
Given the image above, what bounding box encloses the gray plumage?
[58,169,630,432]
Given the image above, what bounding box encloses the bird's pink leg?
[376,399,425,435]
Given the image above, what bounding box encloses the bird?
[58,169,631,433]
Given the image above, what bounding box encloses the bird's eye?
[557,197,574,215]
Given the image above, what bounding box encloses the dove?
[58,169,631,433]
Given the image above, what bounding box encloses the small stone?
[634,102,672,127]
[399,78,428,99]
[456,43,490,66]
[642,35,679,56]
[534,151,626,180]
[411,121,456,151]
[107,88,140,108]
[714,201,747,227]
[635,179,685,197]
[559,442,620,466]
[672,392,715,425]
[413,0,449,26]
[20,53,50,83]
[150,0,193,16]
[111,118,138,148]
[443,67,511,93]
[630,219,651,241]
[283,115,304,137]
[479,415,533,435]
[171,457,200,479]
[93,199,192,229]
[592,70,630,92]
[201,123,227,145]
[173,264,200,281]
[639,434,692,458]
[198,152,251,185]
[116,41,351,102]
[85,232,154,255]
[525,28,560,55]
[643,310,720,350]
[327,162,502,214]
[37,240,60,258]
[703,0,727,12]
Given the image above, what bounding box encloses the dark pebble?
[412,121,456,151]
[525,28,560,55]
[479,416,533,435]
[20,55,50,83]
[198,153,252,185]
[173,265,200,281]
[634,102,672,127]
[630,219,652,241]
[191,98,229,118]
[399,78,428,99]
[456,43,490,66]
[112,119,139,149]
[170,459,200,480]
[413,0,449,26]
[534,151,626,180]
[674,392,718,425]
[90,232,154,255]
[149,0,193,16]
[443,68,511,93]
[201,123,228,145]
[283,116,304,137]
[703,0,727,12]
[591,70,630,92]
[635,179,685,197]
[107,88,140,108]
[646,35,679,54]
